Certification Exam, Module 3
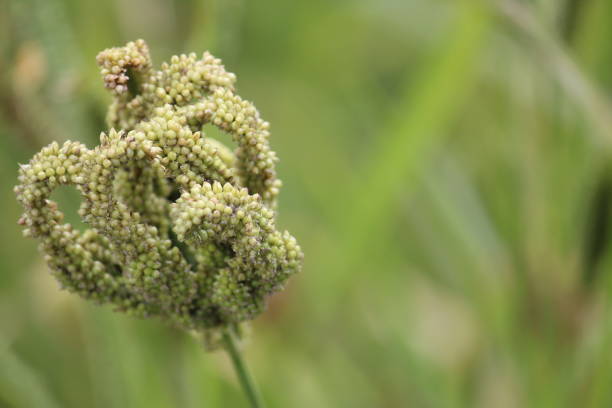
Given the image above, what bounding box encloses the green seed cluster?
[171,182,301,322]
[15,40,303,331]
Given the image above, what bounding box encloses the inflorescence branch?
[14,39,303,336]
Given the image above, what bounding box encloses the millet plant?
[14,39,303,408]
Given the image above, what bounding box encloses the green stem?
[221,327,265,408]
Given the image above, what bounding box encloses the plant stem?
[221,326,265,408]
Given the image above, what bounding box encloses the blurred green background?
[3,0,612,406]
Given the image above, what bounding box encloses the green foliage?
[3,0,612,407]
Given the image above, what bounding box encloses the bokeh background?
[2,0,612,407]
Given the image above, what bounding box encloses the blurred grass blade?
[0,342,61,408]
[342,0,488,240]
[494,0,612,148]
[324,1,490,292]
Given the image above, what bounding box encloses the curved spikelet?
[15,40,303,333]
